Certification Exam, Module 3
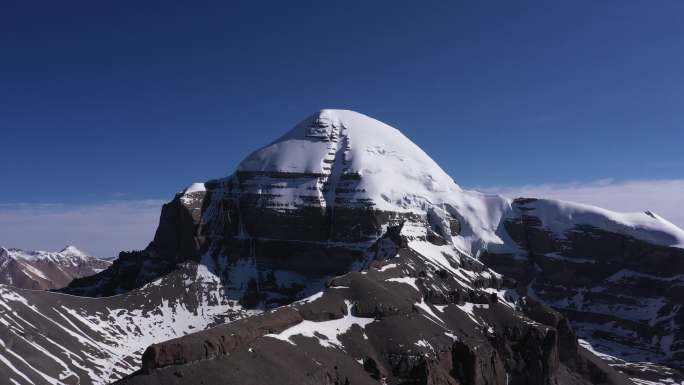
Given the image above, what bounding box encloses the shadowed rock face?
[481,198,684,382]
[62,180,412,305]
[62,192,210,296]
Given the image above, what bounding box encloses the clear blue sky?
[2,1,683,204]
[1,1,684,257]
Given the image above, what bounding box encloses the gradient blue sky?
[1,1,683,256]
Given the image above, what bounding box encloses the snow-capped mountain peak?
[60,245,89,258]
[0,246,110,290]
[235,109,511,256]
[238,109,460,196]
[1,245,90,262]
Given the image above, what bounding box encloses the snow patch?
[183,182,206,194]
[266,301,374,349]
[385,277,420,292]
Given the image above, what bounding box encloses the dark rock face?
[63,191,209,296]
[118,236,629,385]
[63,167,415,308]
[481,198,684,382]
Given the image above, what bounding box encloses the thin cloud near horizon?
[0,199,165,259]
[1,179,683,258]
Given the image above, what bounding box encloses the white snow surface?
[386,277,420,292]
[266,300,374,349]
[60,245,88,258]
[183,182,206,194]
[239,110,455,189]
[0,245,98,264]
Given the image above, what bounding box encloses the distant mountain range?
[0,245,111,290]
[0,110,682,385]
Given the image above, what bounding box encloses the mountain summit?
[238,109,460,200]
[1,110,683,385]
[60,245,89,258]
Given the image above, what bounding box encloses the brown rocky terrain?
[119,231,630,385]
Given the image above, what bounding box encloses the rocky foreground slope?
[121,225,630,385]
[0,110,683,385]
[0,246,110,290]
